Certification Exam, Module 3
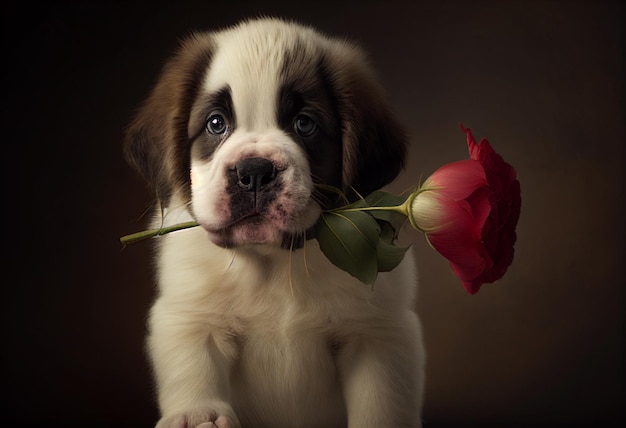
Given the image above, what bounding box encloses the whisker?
[224,250,237,275]
[312,182,345,196]
[288,234,296,298]
[167,199,194,215]
[348,185,365,202]
[311,184,348,209]
[302,231,311,279]
[154,198,195,228]
[132,199,158,224]
[157,200,166,229]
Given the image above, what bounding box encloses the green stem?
[325,186,430,234]
[120,221,199,245]
[119,186,434,245]
[403,190,420,231]
[334,205,408,215]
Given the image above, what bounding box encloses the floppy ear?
[124,33,215,204]
[323,41,408,198]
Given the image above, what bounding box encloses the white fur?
[143,19,425,428]
[151,211,424,428]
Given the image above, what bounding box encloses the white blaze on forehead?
[202,20,320,132]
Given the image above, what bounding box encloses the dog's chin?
[203,216,312,250]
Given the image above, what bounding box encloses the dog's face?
[125,19,407,249]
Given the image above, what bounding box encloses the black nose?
[235,157,276,192]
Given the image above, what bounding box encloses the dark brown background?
[2,0,623,426]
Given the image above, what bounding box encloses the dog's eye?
[206,113,228,135]
[294,114,317,137]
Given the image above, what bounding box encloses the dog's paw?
[155,405,240,428]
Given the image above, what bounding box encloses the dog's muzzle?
[197,153,319,250]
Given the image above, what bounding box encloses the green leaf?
[314,210,381,285]
[376,241,410,272]
[376,239,410,272]
[376,223,411,272]
[378,220,398,244]
[364,191,409,231]
[371,212,407,238]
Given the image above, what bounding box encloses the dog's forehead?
[202,21,323,130]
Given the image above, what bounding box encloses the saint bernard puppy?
[125,17,425,428]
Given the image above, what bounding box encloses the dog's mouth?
[201,208,316,250]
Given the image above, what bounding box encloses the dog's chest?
[230,304,347,426]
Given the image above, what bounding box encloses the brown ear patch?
[124,33,215,205]
[321,41,408,199]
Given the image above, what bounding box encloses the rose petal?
[426,159,488,201]
[461,123,493,164]
[464,186,492,240]
[458,123,521,291]
[461,124,517,198]
[461,276,485,295]
[423,192,493,283]
[482,179,521,284]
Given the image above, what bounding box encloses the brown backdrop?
[2,0,623,426]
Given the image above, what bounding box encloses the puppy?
[125,18,425,428]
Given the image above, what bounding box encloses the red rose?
[409,125,521,294]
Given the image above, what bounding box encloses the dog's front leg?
[338,312,425,428]
[148,300,241,428]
